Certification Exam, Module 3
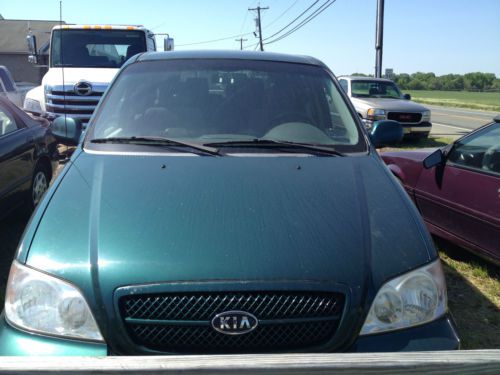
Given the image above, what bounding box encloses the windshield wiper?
[204,139,345,156]
[90,136,220,156]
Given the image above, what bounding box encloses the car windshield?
[351,80,402,99]
[51,29,146,68]
[88,59,365,152]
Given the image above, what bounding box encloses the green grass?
[380,136,453,152]
[406,90,500,112]
[437,242,500,349]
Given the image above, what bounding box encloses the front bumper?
[402,121,432,136]
[347,314,459,352]
[0,313,107,356]
[364,120,432,136]
[0,312,459,356]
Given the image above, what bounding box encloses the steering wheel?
[481,144,500,172]
[270,111,316,126]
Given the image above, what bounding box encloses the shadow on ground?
[435,237,500,349]
[402,137,451,148]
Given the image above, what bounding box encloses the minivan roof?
[338,76,394,82]
[136,50,327,68]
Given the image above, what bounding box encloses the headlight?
[23,98,42,114]
[422,110,431,121]
[360,259,447,335]
[5,261,104,342]
[367,108,386,121]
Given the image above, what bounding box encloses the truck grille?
[387,112,422,123]
[45,84,107,125]
[119,291,345,353]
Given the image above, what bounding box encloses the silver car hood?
[351,97,428,113]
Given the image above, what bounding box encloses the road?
[428,105,498,139]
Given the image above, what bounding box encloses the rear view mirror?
[26,34,38,64]
[370,120,403,148]
[51,117,83,146]
[423,149,445,169]
[164,36,174,51]
[403,93,411,100]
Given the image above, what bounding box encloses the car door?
[414,123,500,261]
[0,103,33,213]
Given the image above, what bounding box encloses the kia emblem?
[211,310,258,335]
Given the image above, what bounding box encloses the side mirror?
[26,35,38,64]
[423,149,445,169]
[403,93,411,100]
[51,117,83,146]
[370,120,403,148]
[164,36,174,51]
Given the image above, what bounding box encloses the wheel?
[29,162,50,209]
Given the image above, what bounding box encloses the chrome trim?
[46,103,96,110]
[211,310,259,336]
[46,94,101,101]
[74,81,93,96]
[45,83,107,123]
[46,84,108,92]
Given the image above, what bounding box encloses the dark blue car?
[0,97,57,218]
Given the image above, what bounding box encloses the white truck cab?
[24,25,173,126]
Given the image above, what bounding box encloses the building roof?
[0,19,65,53]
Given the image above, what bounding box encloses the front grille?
[45,85,106,125]
[387,112,422,123]
[120,291,344,353]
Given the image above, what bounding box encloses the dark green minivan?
[0,51,459,355]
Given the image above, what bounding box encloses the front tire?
[29,162,50,209]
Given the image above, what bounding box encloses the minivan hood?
[351,97,428,112]
[26,150,433,308]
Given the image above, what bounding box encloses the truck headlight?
[23,98,42,114]
[367,108,386,121]
[422,110,431,121]
[4,261,104,342]
[359,259,447,335]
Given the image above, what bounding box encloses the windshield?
[88,59,365,153]
[51,29,146,68]
[351,80,402,99]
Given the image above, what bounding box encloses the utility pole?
[248,5,269,51]
[235,38,248,50]
[374,0,385,78]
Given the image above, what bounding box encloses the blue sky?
[2,0,499,76]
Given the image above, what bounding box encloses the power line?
[176,32,253,47]
[265,0,337,45]
[265,0,333,44]
[263,0,300,28]
[239,0,257,34]
[249,6,269,51]
[235,37,248,50]
[241,0,300,51]
[262,0,320,42]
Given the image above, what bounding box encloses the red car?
[381,116,500,264]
